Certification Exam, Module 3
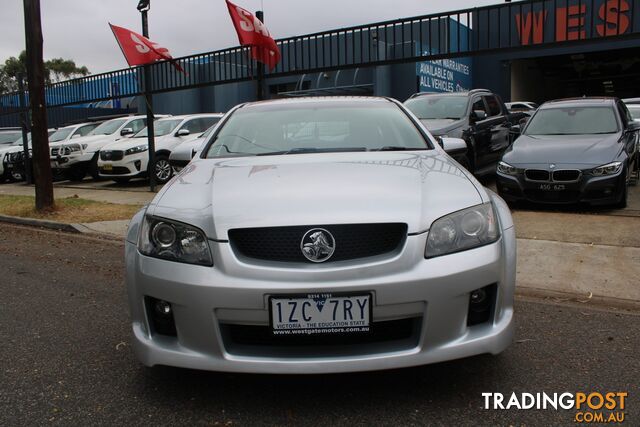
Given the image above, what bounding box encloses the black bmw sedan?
[496,98,639,208]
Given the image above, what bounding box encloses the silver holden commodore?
[126,97,516,374]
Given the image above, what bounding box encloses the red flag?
[225,1,281,71]
[109,23,184,73]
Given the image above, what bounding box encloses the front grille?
[7,151,24,163]
[100,150,124,161]
[229,223,407,263]
[524,189,581,203]
[524,169,550,181]
[99,166,130,175]
[220,317,421,357]
[552,169,581,182]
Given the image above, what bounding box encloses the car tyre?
[89,155,100,180]
[10,170,25,182]
[66,165,87,182]
[151,154,173,185]
[615,172,629,209]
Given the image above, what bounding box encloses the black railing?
[1,0,638,110]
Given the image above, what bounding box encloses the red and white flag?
[225,0,281,71]
[109,23,184,72]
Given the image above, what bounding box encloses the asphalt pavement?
[1,223,638,426]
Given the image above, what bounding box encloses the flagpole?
[256,10,265,101]
[138,0,157,192]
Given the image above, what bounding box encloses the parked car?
[497,97,639,207]
[1,129,56,182]
[98,114,222,184]
[622,100,640,122]
[0,128,24,182]
[505,101,539,112]
[404,89,516,175]
[125,97,516,373]
[51,115,166,181]
[168,117,224,170]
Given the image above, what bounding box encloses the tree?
[0,50,90,94]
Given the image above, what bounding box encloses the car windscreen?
[135,119,182,138]
[628,105,640,120]
[12,133,32,146]
[524,106,619,135]
[90,118,127,135]
[404,96,467,120]
[204,102,430,158]
[0,132,22,145]
[49,128,74,142]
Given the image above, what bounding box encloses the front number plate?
[539,183,566,191]
[102,163,113,171]
[270,293,371,334]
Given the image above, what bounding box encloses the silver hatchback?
[125,97,516,374]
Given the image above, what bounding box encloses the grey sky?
[1,0,497,74]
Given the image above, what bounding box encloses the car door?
[482,95,511,165]
[468,96,493,169]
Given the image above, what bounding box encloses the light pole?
[137,0,157,192]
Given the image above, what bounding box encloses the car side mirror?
[471,110,487,121]
[441,137,467,156]
[120,128,134,136]
[176,129,190,137]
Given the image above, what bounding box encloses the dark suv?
[404,89,519,175]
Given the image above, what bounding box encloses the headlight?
[497,161,518,175]
[138,216,213,266]
[59,145,81,155]
[125,145,148,155]
[425,203,500,258]
[589,162,622,176]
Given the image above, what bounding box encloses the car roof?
[540,97,617,109]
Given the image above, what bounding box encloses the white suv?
[51,115,160,181]
[4,124,97,182]
[98,114,222,184]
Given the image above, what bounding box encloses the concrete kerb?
[0,214,123,241]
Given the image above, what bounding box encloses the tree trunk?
[23,0,54,211]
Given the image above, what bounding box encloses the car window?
[135,119,182,138]
[180,117,220,134]
[404,96,467,120]
[628,105,640,120]
[90,118,128,135]
[471,98,486,115]
[49,127,74,142]
[524,107,619,135]
[205,102,431,158]
[128,119,147,133]
[0,131,23,145]
[483,96,501,116]
[73,124,98,137]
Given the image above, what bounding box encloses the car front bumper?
[98,152,148,178]
[125,221,516,374]
[496,169,624,205]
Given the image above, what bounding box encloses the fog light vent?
[146,297,177,337]
[467,284,496,326]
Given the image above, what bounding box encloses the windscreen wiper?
[373,146,427,151]
[256,147,368,156]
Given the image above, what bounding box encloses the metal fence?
[1,0,639,110]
